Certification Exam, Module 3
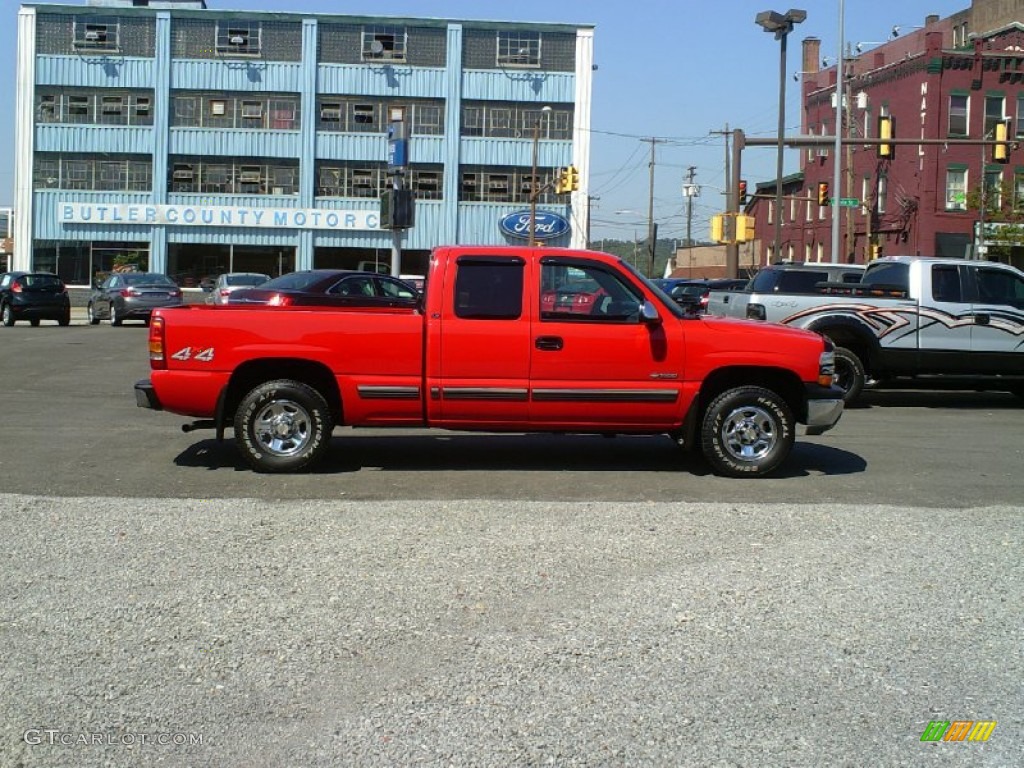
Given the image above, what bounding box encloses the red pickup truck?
[135,246,843,477]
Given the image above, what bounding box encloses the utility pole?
[709,125,738,276]
[586,195,599,248]
[684,166,697,247]
[642,137,664,277]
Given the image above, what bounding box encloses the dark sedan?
[227,270,419,308]
[0,271,71,327]
[88,272,183,326]
[652,278,749,312]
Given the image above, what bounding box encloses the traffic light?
[817,181,830,207]
[710,214,725,243]
[735,214,756,242]
[877,115,894,158]
[993,119,1009,163]
[565,164,580,192]
[738,180,748,206]
[379,188,415,229]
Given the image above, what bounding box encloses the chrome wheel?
[719,404,778,462]
[252,399,314,457]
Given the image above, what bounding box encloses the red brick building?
[749,0,1024,270]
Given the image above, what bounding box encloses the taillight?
[11,281,22,293]
[219,289,230,297]
[267,294,292,307]
[120,288,141,298]
[148,316,166,369]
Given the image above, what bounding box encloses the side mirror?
[640,300,661,325]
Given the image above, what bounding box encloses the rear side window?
[931,265,962,303]
[775,271,829,293]
[975,267,1024,308]
[454,260,524,319]
[862,262,910,290]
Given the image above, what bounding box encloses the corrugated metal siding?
[168,128,301,159]
[459,138,569,168]
[170,60,303,92]
[37,191,154,240]
[315,133,444,163]
[35,124,154,155]
[457,203,572,247]
[460,71,575,103]
[36,56,156,88]
[316,64,447,98]
[165,227,301,247]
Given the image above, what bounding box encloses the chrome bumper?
[804,397,844,435]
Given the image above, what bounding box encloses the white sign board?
[59,203,381,231]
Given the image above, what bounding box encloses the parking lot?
[1,321,1021,766]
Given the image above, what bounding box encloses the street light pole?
[756,8,806,264]
[529,105,553,247]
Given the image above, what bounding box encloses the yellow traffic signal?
[566,165,580,192]
[878,115,893,158]
[735,214,756,242]
[817,181,830,207]
[553,166,568,194]
[711,214,724,243]
[993,120,1009,163]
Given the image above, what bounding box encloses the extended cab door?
[429,254,532,427]
[528,256,685,429]
[968,263,1024,373]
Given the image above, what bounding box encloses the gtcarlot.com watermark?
[24,729,203,747]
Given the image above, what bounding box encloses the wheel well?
[222,359,343,426]
[810,323,877,374]
[697,366,807,422]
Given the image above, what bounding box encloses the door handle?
[975,313,990,326]
[535,336,564,351]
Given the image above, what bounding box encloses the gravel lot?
[1,494,1020,767]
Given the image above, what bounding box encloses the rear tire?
[87,303,100,325]
[1,304,14,326]
[234,379,333,473]
[700,386,795,478]
[58,309,71,327]
[110,303,122,327]
[833,346,865,404]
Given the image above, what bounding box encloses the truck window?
[453,261,523,319]
[931,265,962,303]
[540,262,641,321]
[976,267,1024,308]
[775,271,829,293]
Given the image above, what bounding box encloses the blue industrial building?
[14,0,594,287]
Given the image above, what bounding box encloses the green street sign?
[838,198,860,207]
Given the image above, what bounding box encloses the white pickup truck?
[709,256,1024,402]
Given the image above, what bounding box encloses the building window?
[216,21,261,56]
[945,168,967,210]
[1016,94,1024,139]
[877,174,888,214]
[362,25,406,62]
[169,157,298,196]
[984,94,1005,137]
[352,103,379,131]
[171,92,299,130]
[1014,170,1024,213]
[948,93,968,136]
[74,18,118,51]
[497,31,541,68]
[459,166,559,204]
[33,154,151,192]
[984,168,1002,210]
[410,169,443,200]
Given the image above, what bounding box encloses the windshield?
[619,259,685,318]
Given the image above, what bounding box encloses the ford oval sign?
[499,210,570,241]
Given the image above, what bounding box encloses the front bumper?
[803,383,844,436]
[134,379,162,410]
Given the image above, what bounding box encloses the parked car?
[227,270,419,307]
[87,272,183,326]
[0,271,71,327]
[205,272,271,305]
[653,278,748,312]
[706,262,865,319]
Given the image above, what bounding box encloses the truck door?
[430,255,532,427]
[918,263,971,355]
[969,264,1024,373]
[528,257,685,429]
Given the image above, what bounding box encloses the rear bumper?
[134,379,162,410]
[10,301,69,318]
[803,383,844,436]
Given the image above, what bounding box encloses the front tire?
[1,304,14,326]
[234,379,333,473]
[700,386,795,478]
[833,347,865,404]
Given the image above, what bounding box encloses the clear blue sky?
[2,0,969,241]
